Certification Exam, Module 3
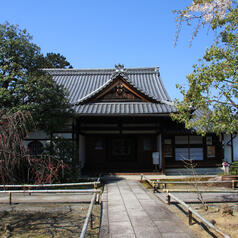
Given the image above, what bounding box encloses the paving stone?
[109,221,134,235]
[108,210,130,222]
[108,200,124,206]
[111,234,136,238]
[99,179,197,238]
[108,204,126,212]
[130,187,144,192]
[130,217,158,232]
[108,196,122,202]
[124,201,142,209]
[139,199,160,207]
[136,229,163,238]
[99,201,109,238]
[154,220,186,233]
[135,193,151,200]
[162,232,192,238]
[127,208,147,218]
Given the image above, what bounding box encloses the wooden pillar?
[166,192,170,205]
[161,133,165,174]
[188,210,193,225]
[9,192,12,205]
[72,118,79,167]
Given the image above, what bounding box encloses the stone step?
[165,167,224,176]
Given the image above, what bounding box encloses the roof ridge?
[42,66,159,74]
[81,102,173,105]
[42,66,158,70]
[42,68,114,72]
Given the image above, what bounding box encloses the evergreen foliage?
[0,22,73,133]
[172,1,238,135]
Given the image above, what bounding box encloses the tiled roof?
[73,102,177,115]
[43,64,176,116]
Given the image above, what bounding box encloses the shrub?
[229,162,238,175]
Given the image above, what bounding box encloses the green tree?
[0,22,73,133]
[172,1,238,135]
[42,52,73,68]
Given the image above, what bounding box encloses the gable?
[94,77,150,102]
[82,76,157,104]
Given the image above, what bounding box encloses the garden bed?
[141,177,238,237]
[168,202,238,238]
[0,202,100,238]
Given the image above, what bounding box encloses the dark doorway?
[110,137,136,162]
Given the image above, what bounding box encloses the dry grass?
[168,202,238,238]
[141,179,238,237]
[0,203,100,238]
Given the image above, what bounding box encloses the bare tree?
[183,159,208,211]
[0,110,69,184]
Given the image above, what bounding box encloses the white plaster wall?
[223,134,238,162]
[25,131,50,140]
[233,135,238,161]
[156,134,162,169]
[223,134,232,163]
[52,132,72,139]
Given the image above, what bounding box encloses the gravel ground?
[141,181,238,238]
[167,202,238,238]
[0,194,100,238]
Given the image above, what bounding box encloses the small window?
[28,141,43,155]
[190,148,203,160]
[164,144,173,157]
[164,139,172,145]
[175,148,189,160]
[206,136,213,145]
[190,136,203,144]
[175,136,188,144]
[94,139,104,150]
[207,146,215,157]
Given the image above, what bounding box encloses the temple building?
[24,64,224,174]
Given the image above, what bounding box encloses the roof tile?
[43,66,176,116]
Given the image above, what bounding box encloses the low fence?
[0,189,101,205]
[157,180,238,190]
[140,174,238,191]
[141,174,234,238]
[0,178,102,237]
[140,174,158,192]
[80,193,97,238]
[166,192,231,238]
[0,181,101,190]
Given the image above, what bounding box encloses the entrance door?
[110,137,136,161]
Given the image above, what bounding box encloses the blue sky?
[0,0,215,100]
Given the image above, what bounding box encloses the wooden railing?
[140,174,234,238]
[140,174,158,193]
[156,180,238,190]
[0,181,101,189]
[80,193,97,238]
[166,192,231,238]
[140,174,238,192]
[0,179,102,238]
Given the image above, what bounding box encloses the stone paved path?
[100,179,198,238]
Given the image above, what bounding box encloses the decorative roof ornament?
[115,63,125,72]
[155,66,160,76]
[111,63,128,80]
